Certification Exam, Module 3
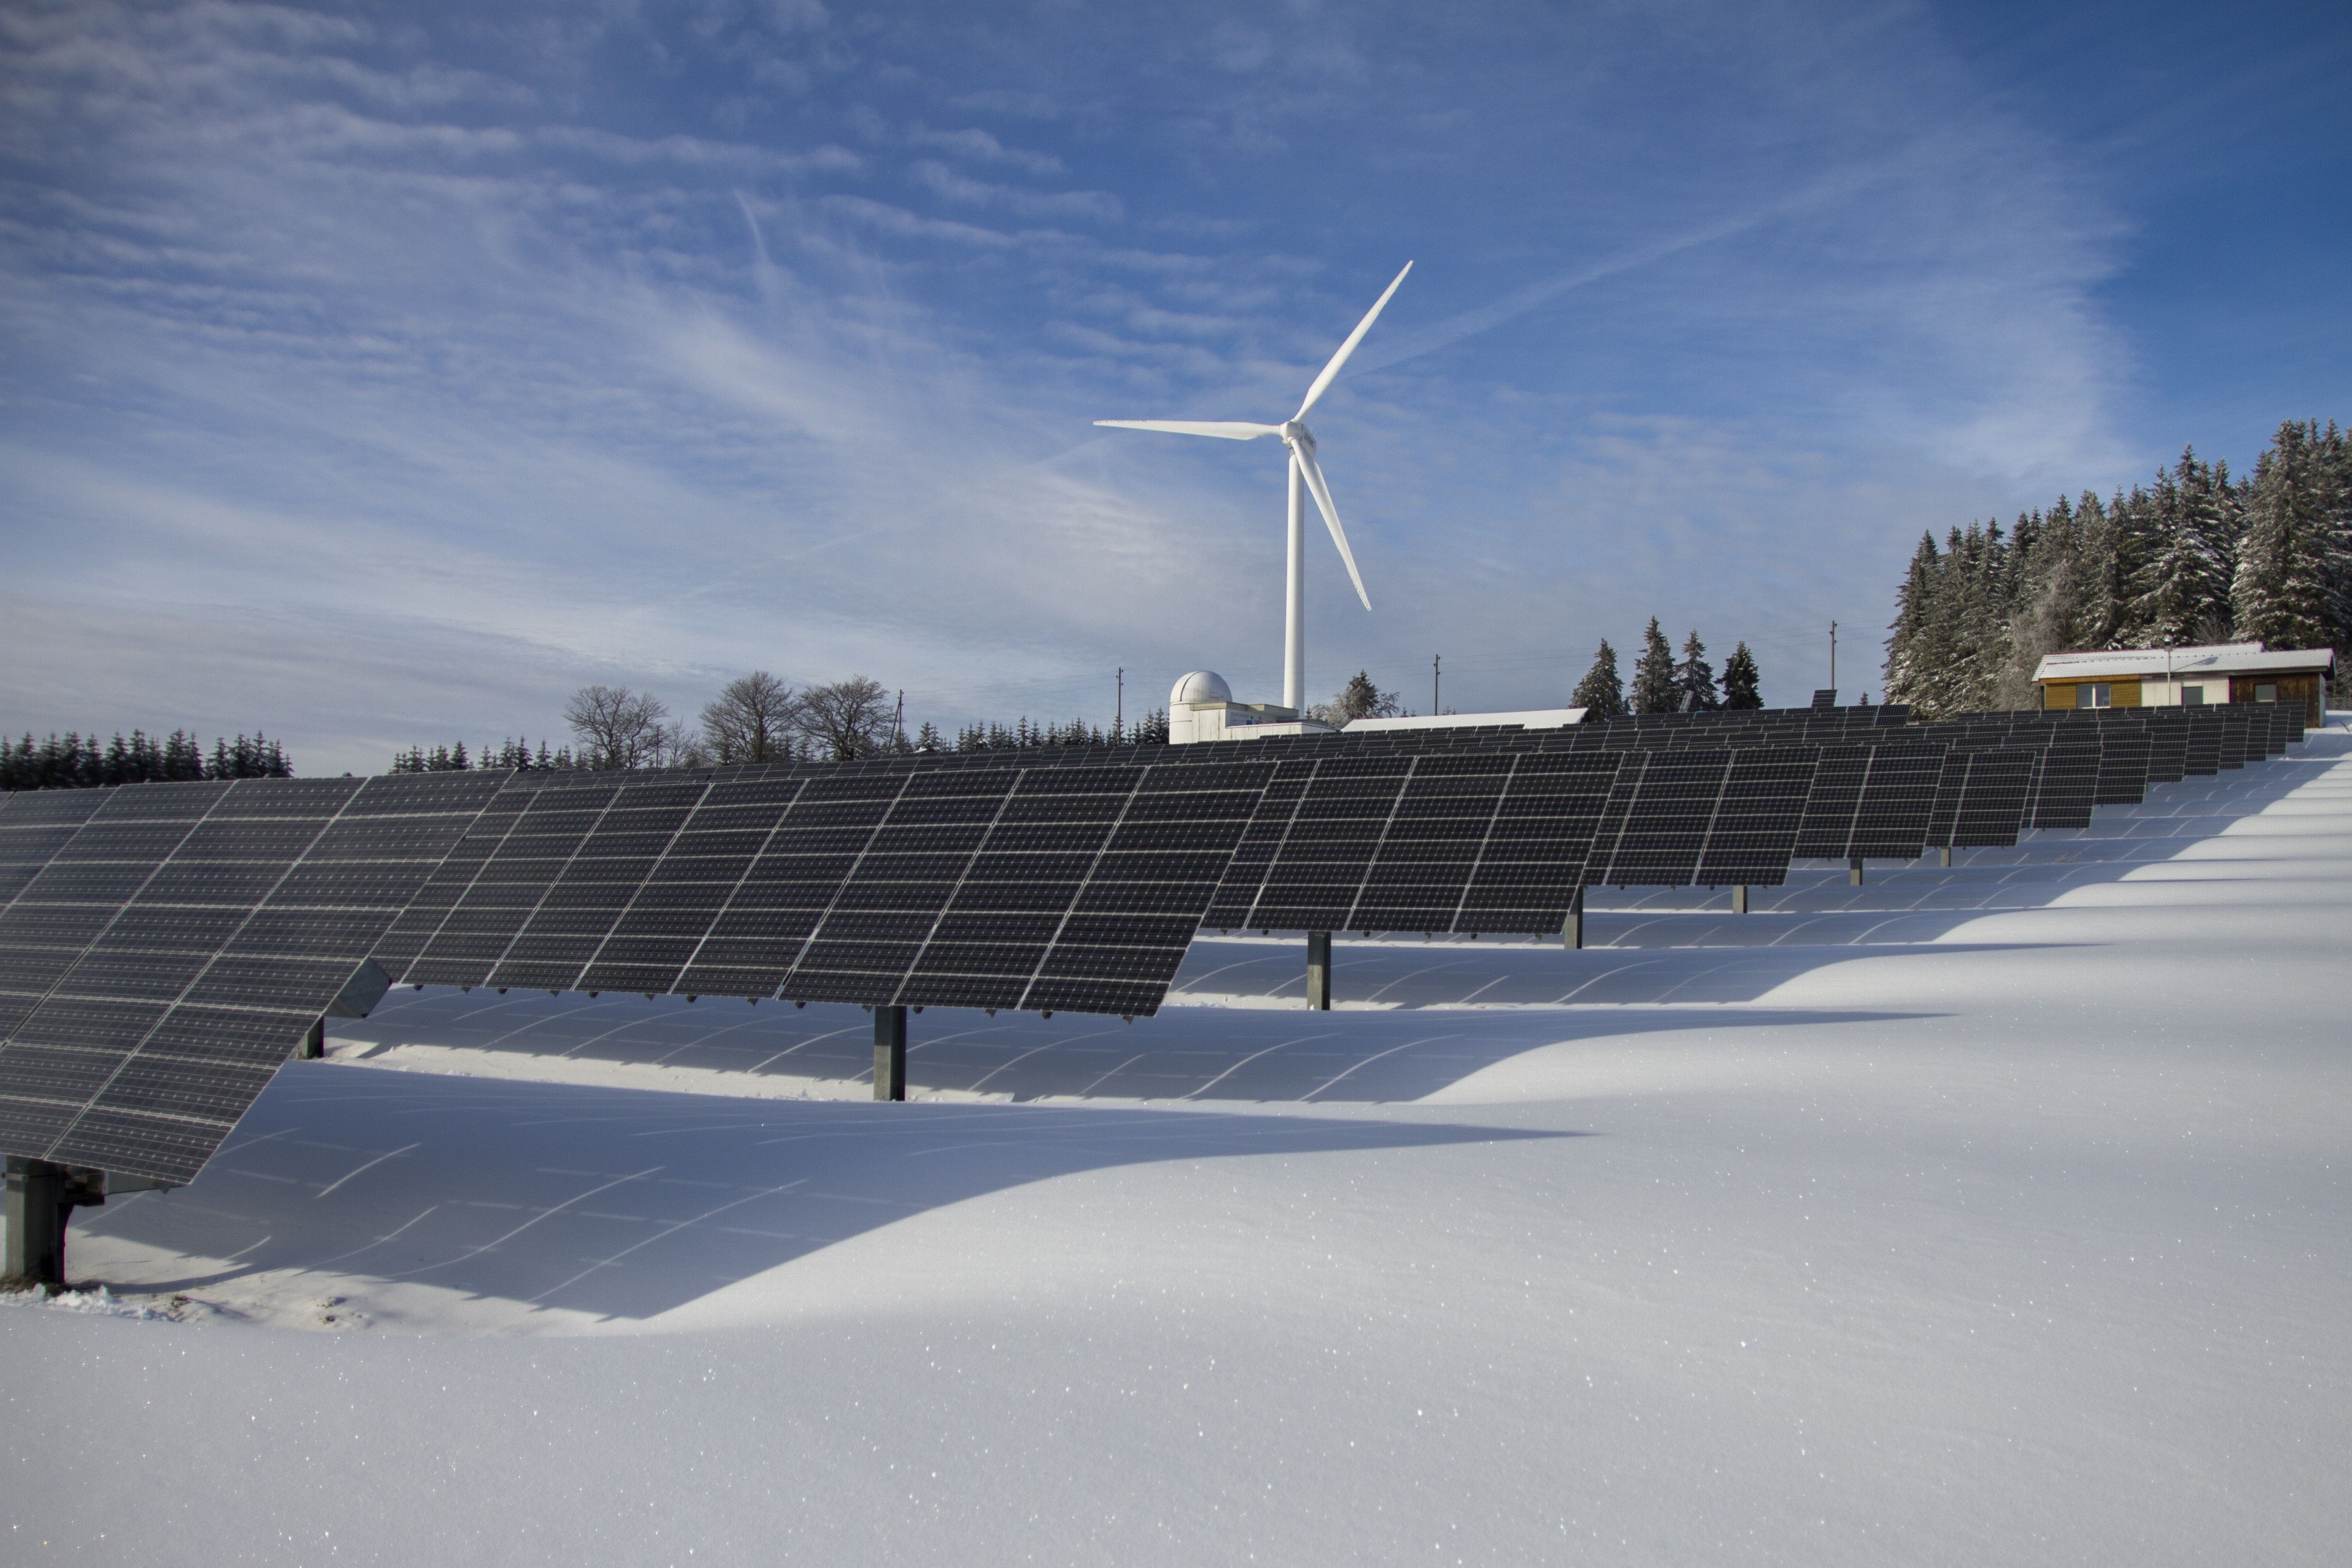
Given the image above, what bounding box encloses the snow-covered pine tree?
[2169,448,2245,642]
[2311,420,2352,658]
[1571,640,1626,719]
[2233,419,2337,650]
[1673,631,1719,711]
[1722,643,1761,708]
[1882,531,1940,711]
[2132,461,2212,646]
[1630,619,1679,715]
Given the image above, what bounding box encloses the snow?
[5,726,2349,1563]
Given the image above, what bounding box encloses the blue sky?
[3,0,2345,773]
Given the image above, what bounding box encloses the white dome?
[1170,670,1233,706]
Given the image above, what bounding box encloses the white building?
[1165,671,1584,744]
[1165,671,1336,744]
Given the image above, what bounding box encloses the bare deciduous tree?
[701,671,796,763]
[793,674,895,760]
[653,719,708,770]
[563,684,669,769]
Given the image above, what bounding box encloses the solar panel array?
[371,756,1272,1020]
[1203,750,1627,934]
[0,773,506,1181]
[0,697,2311,1183]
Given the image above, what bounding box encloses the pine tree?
[1571,640,1626,719]
[1882,532,1940,711]
[2234,419,2337,649]
[2132,461,2211,646]
[1673,631,1719,712]
[1629,618,1679,715]
[915,721,942,751]
[2321,422,2352,656]
[1722,642,1761,708]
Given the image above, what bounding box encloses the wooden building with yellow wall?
[2033,642,2335,726]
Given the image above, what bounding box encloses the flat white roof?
[2034,643,2335,682]
[1343,707,1586,734]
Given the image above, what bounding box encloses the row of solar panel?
[0,704,2305,1181]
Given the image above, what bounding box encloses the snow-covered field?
[6,728,2348,1564]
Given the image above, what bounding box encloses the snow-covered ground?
[6,727,2347,1563]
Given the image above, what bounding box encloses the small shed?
[2033,641,2335,726]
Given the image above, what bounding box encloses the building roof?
[2033,642,2336,682]
[1344,707,1586,733]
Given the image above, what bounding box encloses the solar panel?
[0,788,108,913]
[1583,747,1818,889]
[2028,733,2102,829]
[2093,727,2153,806]
[1201,749,1630,935]
[0,773,506,1182]
[1792,742,1947,860]
[2217,710,2250,769]
[2143,713,2190,785]
[2183,710,2222,775]
[1925,748,2038,848]
[0,781,230,1046]
[2255,703,2288,758]
[365,755,1275,1020]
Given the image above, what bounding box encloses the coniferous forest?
[1883,418,2350,719]
[0,730,291,791]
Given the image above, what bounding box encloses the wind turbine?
[1097,261,1412,714]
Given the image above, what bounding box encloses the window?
[2255,683,2278,703]
[2182,684,2206,705]
[2076,683,2111,709]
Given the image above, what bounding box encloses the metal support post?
[299,1016,325,1060]
[1563,887,1585,950]
[1305,931,1332,1011]
[873,1006,907,1101]
[4,1157,104,1291]
[1849,857,1866,886]
[1938,846,1953,868]
[1732,885,1749,914]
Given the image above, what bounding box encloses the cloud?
[0,0,2207,766]
[908,126,1064,176]
[907,161,1121,222]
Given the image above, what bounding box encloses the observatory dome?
[1170,670,1234,706]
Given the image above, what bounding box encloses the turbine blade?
[1094,419,1282,440]
[1292,260,1413,421]
[1293,445,1371,611]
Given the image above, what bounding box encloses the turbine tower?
[1096,261,1412,713]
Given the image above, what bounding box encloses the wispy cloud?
[6,0,2299,770]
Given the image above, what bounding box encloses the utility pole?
[1829,622,1838,699]
[893,690,904,749]
[1116,667,1124,737]
[1432,653,1441,716]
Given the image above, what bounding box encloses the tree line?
[1568,622,1763,719]
[392,673,1182,774]
[1,730,293,791]
[1883,417,2351,718]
